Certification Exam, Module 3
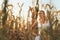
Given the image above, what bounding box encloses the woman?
[31,10,50,40]
[38,10,50,29]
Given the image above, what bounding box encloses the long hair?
[38,10,45,19]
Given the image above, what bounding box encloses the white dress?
[35,35,41,40]
[37,17,50,29]
[35,17,50,40]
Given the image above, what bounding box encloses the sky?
[0,0,60,20]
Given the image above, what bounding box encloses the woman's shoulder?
[46,20,50,27]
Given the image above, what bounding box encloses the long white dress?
[35,16,50,40]
[35,35,41,40]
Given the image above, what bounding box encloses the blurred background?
[0,0,60,40]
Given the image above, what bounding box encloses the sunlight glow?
[0,0,60,20]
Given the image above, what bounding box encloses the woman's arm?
[31,20,38,30]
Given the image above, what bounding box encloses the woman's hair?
[38,10,45,15]
[38,10,46,22]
